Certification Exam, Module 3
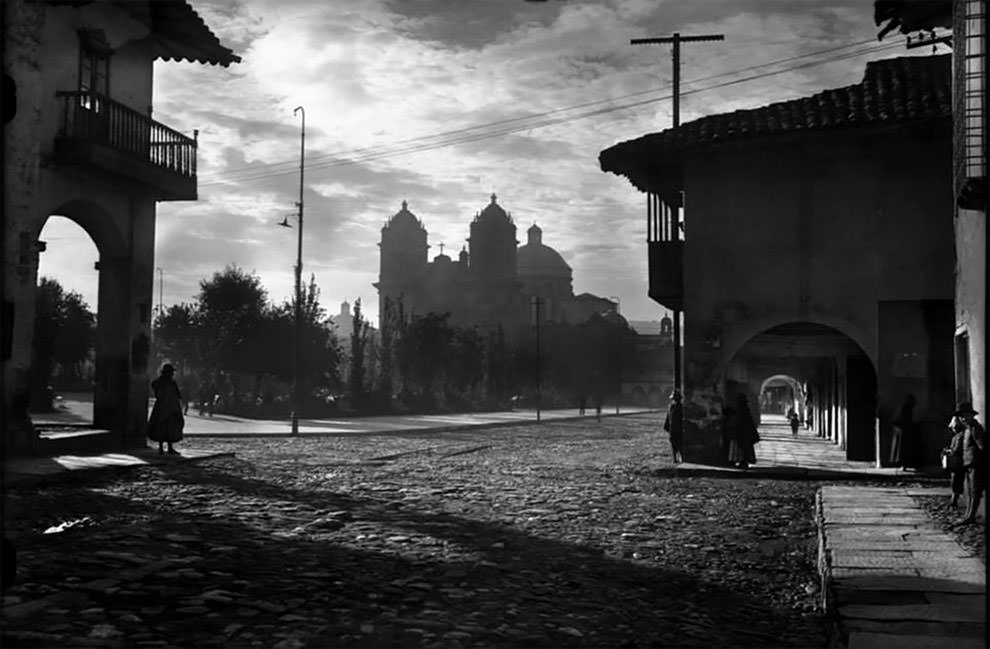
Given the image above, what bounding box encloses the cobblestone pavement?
[4,415,839,648]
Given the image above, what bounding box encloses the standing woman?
[729,394,760,469]
[663,391,684,464]
[148,363,184,455]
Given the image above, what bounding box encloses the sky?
[38,0,935,327]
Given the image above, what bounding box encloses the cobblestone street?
[5,414,835,648]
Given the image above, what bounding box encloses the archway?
[31,216,100,427]
[758,374,805,420]
[724,322,878,462]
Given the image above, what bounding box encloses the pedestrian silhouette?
[663,390,684,463]
[148,363,184,455]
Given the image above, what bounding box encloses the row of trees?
[31,265,645,418]
[30,277,96,409]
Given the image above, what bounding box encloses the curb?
[815,488,845,648]
[183,409,656,438]
[2,451,235,489]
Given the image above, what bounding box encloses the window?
[954,332,972,404]
[78,30,111,104]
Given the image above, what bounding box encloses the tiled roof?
[48,1,240,66]
[144,1,241,67]
[599,54,950,194]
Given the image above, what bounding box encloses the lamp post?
[155,267,164,369]
[291,106,305,436]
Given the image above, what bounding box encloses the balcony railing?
[646,191,684,310]
[56,91,197,181]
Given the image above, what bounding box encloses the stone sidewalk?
[818,485,987,649]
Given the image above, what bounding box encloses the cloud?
[41,0,908,327]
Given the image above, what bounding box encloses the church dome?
[517,223,571,279]
[475,193,513,225]
[386,200,425,232]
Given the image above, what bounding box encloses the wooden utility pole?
[631,32,723,420]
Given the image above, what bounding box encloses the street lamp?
[291,106,305,435]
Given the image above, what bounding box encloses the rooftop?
[599,54,950,196]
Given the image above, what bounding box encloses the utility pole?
[291,106,305,436]
[631,32,724,431]
[532,296,542,422]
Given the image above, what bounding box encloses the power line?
[198,37,880,182]
[199,39,905,188]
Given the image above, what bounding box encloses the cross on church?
[439,242,445,255]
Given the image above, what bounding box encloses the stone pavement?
[675,420,927,480]
[818,485,987,649]
[7,409,647,487]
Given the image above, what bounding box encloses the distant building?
[2,0,238,455]
[601,55,955,465]
[375,194,617,333]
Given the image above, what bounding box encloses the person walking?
[953,403,985,526]
[663,391,684,464]
[787,406,800,437]
[147,363,184,456]
[728,394,760,469]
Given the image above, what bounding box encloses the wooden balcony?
[647,240,683,311]
[54,91,197,200]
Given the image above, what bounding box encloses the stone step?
[36,428,116,455]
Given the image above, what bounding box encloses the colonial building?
[601,54,955,465]
[874,0,986,436]
[2,0,238,454]
[375,194,616,334]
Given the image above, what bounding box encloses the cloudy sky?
[39,0,931,327]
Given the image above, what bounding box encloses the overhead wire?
[199,38,909,188]
[198,37,880,182]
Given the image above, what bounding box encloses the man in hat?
[953,402,985,526]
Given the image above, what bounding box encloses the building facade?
[375,194,617,334]
[601,55,956,465]
[2,0,238,454]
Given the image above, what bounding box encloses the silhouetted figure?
[148,363,184,456]
[943,416,966,507]
[663,391,684,463]
[720,405,735,465]
[953,403,985,526]
[595,395,602,422]
[728,394,759,469]
[891,394,917,469]
[579,394,587,416]
[787,407,800,436]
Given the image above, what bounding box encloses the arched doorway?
[31,216,99,427]
[724,322,878,462]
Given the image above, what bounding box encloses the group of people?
[664,392,760,469]
[942,402,985,526]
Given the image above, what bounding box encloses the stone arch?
[31,198,139,437]
[40,199,128,260]
[717,312,876,379]
[758,374,805,418]
[723,322,877,462]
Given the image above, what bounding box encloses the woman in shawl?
[728,394,760,469]
[147,363,184,455]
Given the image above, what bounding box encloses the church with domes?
[374,194,617,334]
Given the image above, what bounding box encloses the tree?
[153,303,201,375]
[197,265,267,383]
[348,298,370,407]
[30,277,95,408]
